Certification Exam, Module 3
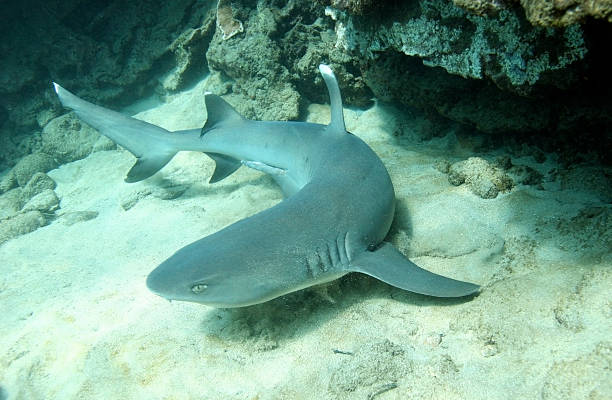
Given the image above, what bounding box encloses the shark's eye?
[191,283,208,293]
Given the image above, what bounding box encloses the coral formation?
[326,0,588,88]
[521,0,612,26]
[317,0,376,15]
[452,0,612,26]
[452,0,507,16]
[216,0,244,40]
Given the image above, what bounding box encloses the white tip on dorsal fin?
[318,64,346,134]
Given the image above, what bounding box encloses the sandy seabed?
[1,78,611,400]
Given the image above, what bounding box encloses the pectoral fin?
[350,242,480,298]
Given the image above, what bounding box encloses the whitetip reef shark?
[53,64,479,307]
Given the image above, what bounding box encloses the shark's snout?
[146,252,216,303]
[145,266,171,298]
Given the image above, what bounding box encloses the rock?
[329,339,412,396]
[160,10,216,91]
[551,206,611,258]
[323,0,376,15]
[521,0,612,27]
[120,184,188,211]
[91,136,117,153]
[454,0,611,27]
[329,0,587,90]
[541,342,612,399]
[0,132,43,171]
[0,211,47,245]
[41,113,100,164]
[22,172,56,200]
[21,189,60,213]
[452,0,504,16]
[58,211,99,226]
[216,0,244,40]
[206,3,302,121]
[434,159,451,174]
[0,171,17,194]
[0,188,25,219]
[509,164,543,186]
[560,166,612,203]
[151,185,189,201]
[448,157,514,199]
[120,189,153,211]
[494,155,513,170]
[12,153,58,187]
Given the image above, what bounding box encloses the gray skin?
[53,65,479,308]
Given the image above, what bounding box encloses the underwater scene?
[1,0,611,399]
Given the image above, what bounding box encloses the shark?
[53,64,479,307]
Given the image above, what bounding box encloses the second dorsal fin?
[318,64,346,135]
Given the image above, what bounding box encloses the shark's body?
[53,65,479,307]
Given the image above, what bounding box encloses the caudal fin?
[53,82,176,182]
[350,242,480,298]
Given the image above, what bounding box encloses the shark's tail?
[52,83,176,182]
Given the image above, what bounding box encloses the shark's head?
[145,236,281,308]
[146,257,226,307]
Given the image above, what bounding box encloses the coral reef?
[2,0,611,171]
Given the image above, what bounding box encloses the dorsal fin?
[318,64,346,134]
[201,94,243,137]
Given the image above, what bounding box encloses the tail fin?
[53,82,176,182]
